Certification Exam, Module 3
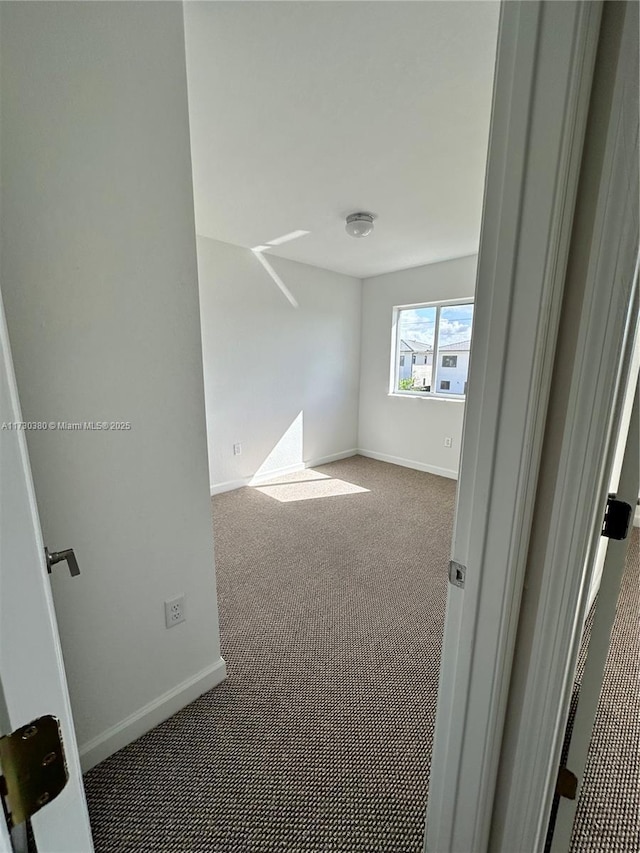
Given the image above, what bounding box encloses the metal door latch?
[555,766,578,800]
[0,716,68,829]
[601,494,633,541]
[45,547,80,577]
[449,560,466,589]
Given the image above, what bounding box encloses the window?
[392,301,474,396]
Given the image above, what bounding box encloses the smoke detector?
[345,212,375,238]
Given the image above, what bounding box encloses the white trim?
[211,463,307,495]
[79,657,227,771]
[634,504,640,528]
[250,462,306,486]
[390,299,474,397]
[357,449,457,481]
[426,3,603,851]
[499,4,639,847]
[392,296,475,312]
[304,449,359,468]
[211,478,251,496]
[388,392,465,403]
[210,449,359,496]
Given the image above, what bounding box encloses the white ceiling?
[184,1,499,279]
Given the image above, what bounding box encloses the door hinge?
[449,560,466,589]
[601,494,633,540]
[0,716,68,830]
[555,766,578,800]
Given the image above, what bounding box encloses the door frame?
[491,2,639,847]
[426,2,605,850]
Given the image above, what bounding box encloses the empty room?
[0,3,638,853]
[174,4,494,849]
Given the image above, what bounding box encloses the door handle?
[45,548,80,577]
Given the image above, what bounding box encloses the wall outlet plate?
[165,595,185,628]
[444,437,453,448]
[233,442,242,456]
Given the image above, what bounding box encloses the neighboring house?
[399,337,470,393]
[399,338,433,386]
[435,338,471,395]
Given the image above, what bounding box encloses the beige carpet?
[545,529,640,852]
[570,529,640,851]
[83,456,639,851]
[84,456,455,851]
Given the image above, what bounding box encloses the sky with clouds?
[399,303,473,347]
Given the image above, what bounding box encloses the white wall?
[0,1,224,769]
[358,255,477,478]
[197,237,361,492]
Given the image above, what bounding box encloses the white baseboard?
[211,464,304,495]
[210,449,358,496]
[250,462,307,486]
[305,448,358,467]
[357,448,458,480]
[79,657,227,772]
[210,478,250,496]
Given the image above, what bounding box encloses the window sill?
[388,392,466,402]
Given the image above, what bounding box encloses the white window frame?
[390,298,474,400]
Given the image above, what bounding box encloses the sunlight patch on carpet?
[252,467,369,502]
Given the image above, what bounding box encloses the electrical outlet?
[233,442,242,456]
[444,437,453,448]
[165,595,185,628]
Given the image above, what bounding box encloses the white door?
[550,380,639,851]
[0,291,93,851]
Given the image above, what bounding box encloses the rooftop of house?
[400,338,433,353]
[400,338,471,353]
[439,339,471,351]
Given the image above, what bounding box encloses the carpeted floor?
[84,456,455,852]
[570,528,640,852]
[83,456,639,852]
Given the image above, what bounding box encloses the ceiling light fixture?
[345,212,375,238]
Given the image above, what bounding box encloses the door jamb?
[491,1,639,846]
[425,2,603,850]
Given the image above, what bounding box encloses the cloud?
[399,308,436,344]
[438,317,472,346]
[398,305,474,347]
